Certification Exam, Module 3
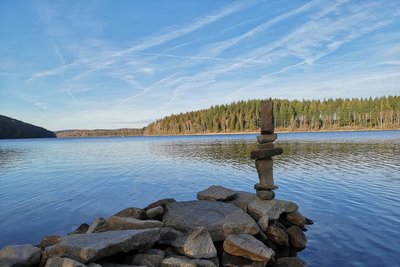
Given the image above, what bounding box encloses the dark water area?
[0,130,399,266]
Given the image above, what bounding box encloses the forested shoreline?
[56,96,400,137]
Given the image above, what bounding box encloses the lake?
[0,130,399,266]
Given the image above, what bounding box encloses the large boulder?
[247,199,298,220]
[0,244,41,267]
[172,227,217,259]
[44,229,160,263]
[197,186,236,201]
[44,257,86,267]
[163,201,259,241]
[107,216,163,230]
[223,234,274,262]
[227,191,257,212]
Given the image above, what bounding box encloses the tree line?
[55,96,400,137]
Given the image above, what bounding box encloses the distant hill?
[0,115,56,139]
[56,128,143,138]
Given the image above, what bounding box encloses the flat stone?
[146,206,165,219]
[163,201,259,241]
[256,190,275,200]
[44,257,86,267]
[131,253,163,267]
[287,226,307,249]
[223,234,274,262]
[158,228,184,245]
[69,223,90,235]
[247,199,298,220]
[87,217,108,233]
[40,236,63,248]
[107,216,163,230]
[114,207,146,220]
[251,148,283,160]
[172,227,217,259]
[266,226,289,247]
[257,216,269,232]
[254,184,278,191]
[145,199,176,211]
[256,134,277,144]
[197,186,236,201]
[0,244,41,267]
[227,191,256,212]
[44,229,160,263]
[161,257,196,267]
[257,143,274,150]
[221,252,266,267]
[275,257,308,267]
[260,101,274,134]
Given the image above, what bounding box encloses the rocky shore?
[0,185,313,267]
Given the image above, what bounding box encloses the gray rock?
[250,148,283,160]
[158,228,184,245]
[256,134,277,144]
[0,244,41,267]
[257,216,269,232]
[223,234,274,262]
[44,257,86,267]
[114,207,146,220]
[197,186,236,201]
[100,263,146,267]
[227,191,256,212]
[255,159,274,187]
[274,257,308,267]
[145,199,176,211]
[284,211,306,227]
[44,229,160,263]
[40,236,63,248]
[69,223,90,235]
[247,199,298,220]
[164,248,179,257]
[131,254,163,267]
[266,226,289,247]
[172,227,217,259]
[146,206,164,219]
[221,252,266,267]
[193,258,218,267]
[287,226,307,249]
[160,257,195,267]
[107,216,163,230]
[256,190,275,201]
[260,101,274,134]
[146,249,166,258]
[257,143,274,150]
[87,264,102,267]
[87,217,108,233]
[253,184,278,191]
[163,201,259,241]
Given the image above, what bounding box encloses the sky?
[0,0,399,130]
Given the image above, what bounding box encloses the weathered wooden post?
[251,100,283,200]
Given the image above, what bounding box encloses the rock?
[270,220,287,231]
[266,226,289,247]
[250,148,283,160]
[256,134,277,144]
[131,254,163,267]
[286,226,307,249]
[221,252,266,267]
[160,257,195,267]
[255,159,273,187]
[40,236,63,248]
[44,257,86,267]
[274,257,308,267]
[254,184,278,191]
[146,249,166,258]
[247,199,298,220]
[114,207,146,220]
[44,229,160,263]
[107,216,163,230]
[257,216,269,232]
[284,211,306,227]
[0,244,41,267]
[146,206,164,219]
[145,199,176,211]
[172,227,217,259]
[164,248,179,257]
[227,191,256,212]
[87,264,102,267]
[163,201,259,241]
[257,143,274,150]
[69,223,90,235]
[197,186,236,201]
[193,258,218,267]
[158,228,184,245]
[100,263,146,267]
[260,101,274,134]
[305,217,314,225]
[87,217,108,233]
[223,234,274,262]
[256,190,275,200]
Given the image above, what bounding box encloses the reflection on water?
[0,131,399,267]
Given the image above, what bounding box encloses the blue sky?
[0,0,399,130]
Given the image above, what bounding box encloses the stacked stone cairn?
[0,101,313,267]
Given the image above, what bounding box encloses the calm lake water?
[0,131,399,266]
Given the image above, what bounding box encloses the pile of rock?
[0,186,312,267]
